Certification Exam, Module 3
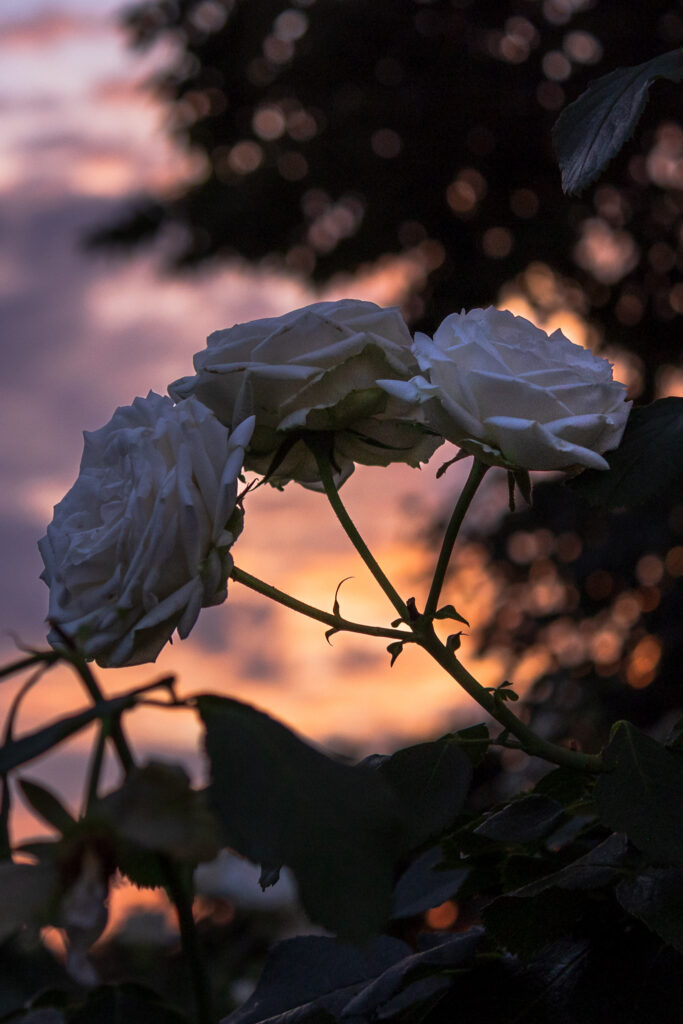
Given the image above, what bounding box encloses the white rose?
[39,392,254,667]
[379,307,631,472]
[169,299,440,489]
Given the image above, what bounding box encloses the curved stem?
[0,651,59,682]
[425,458,489,617]
[313,451,408,619]
[419,629,602,772]
[231,566,411,641]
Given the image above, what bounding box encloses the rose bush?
[169,299,440,489]
[379,307,631,472]
[39,392,253,667]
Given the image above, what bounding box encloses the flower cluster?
[40,300,631,666]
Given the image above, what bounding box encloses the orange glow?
[425,900,459,930]
[665,546,683,577]
[626,635,662,689]
[573,219,639,285]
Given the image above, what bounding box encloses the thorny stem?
[425,459,489,617]
[248,452,602,771]
[231,566,412,642]
[313,450,409,619]
[419,627,602,772]
[0,650,60,681]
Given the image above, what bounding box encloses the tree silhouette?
[95,0,683,398]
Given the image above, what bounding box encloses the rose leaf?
[375,735,473,851]
[567,398,683,508]
[553,48,683,195]
[595,721,683,866]
[197,695,404,941]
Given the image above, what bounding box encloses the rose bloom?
[379,307,631,472]
[39,393,254,667]
[169,299,440,489]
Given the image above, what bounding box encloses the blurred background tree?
[93,0,683,752]
[94,0,683,399]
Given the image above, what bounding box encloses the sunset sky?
[0,0,520,851]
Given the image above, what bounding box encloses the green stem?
[419,629,602,772]
[425,459,489,617]
[161,857,214,1024]
[313,450,409,619]
[231,566,411,641]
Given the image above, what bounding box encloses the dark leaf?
[376,736,473,851]
[474,795,565,845]
[93,763,220,865]
[198,696,403,941]
[4,1012,65,1024]
[0,861,57,943]
[259,865,281,890]
[445,632,463,653]
[18,780,76,836]
[568,398,683,508]
[67,983,188,1024]
[483,834,630,958]
[391,846,468,919]
[534,767,594,807]
[483,887,586,959]
[386,642,404,668]
[433,605,469,627]
[509,833,630,896]
[617,867,683,954]
[341,931,482,1019]
[595,721,683,865]
[453,724,490,766]
[666,715,683,752]
[224,935,410,1024]
[553,49,683,194]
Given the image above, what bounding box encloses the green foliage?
[553,48,683,194]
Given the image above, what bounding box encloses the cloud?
[0,12,97,50]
